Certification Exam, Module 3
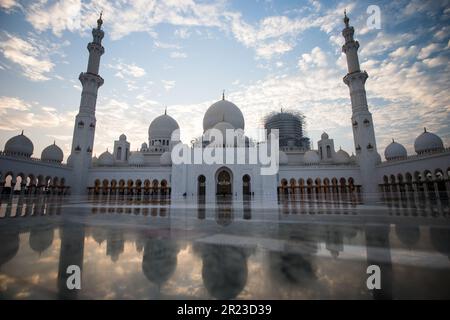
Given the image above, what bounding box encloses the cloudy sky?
[0,0,449,160]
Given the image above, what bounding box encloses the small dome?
[160,151,172,166]
[335,148,350,164]
[349,153,356,163]
[321,132,329,140]
[149,113,179,139]
[303,150,320,164]
[141,142,148,150]
[41,142,64,163]
[98,150,114,166]
[384,140,407,160]
[119,134,127,141]
[91,155,98,166]
[203,98,245,132]
[128,152,144,166]
[414,128,444,154]
[279,151,288,165]
[4,131,34,157]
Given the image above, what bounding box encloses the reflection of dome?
[4,131,34,157]
[321,132,329,140]
[29,226,54,254]
[91,226,107,245]
[395,225,420,249]
[142,239,178,285]
[98,150,114,166]
[41,142,64,163]
[335,148,350,164]
[303,150,320,164]
[385,140,407,160]
[279,151,288,165]
[0,232,19,267]
[160,151,172,166]
[128,152,144,166]
[200,245,248,299]
[414,128,444,154]
[269,252,316,286]
[149,114,179,139]
[203,99,245,132]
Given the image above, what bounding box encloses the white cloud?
[418,43,440,60]
[107,61,146,78]
[298,47,328,71]
[170,51,188,59]
[422,56,448,68]
[0,96,31,115]
[174,28,191,39]
[162,80,175,91]
[0,0,21,11]
[0,33,55,81]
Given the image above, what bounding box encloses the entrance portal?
[216,168,232,196]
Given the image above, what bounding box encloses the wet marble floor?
[0,194,449,299]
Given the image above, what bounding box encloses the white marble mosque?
[1,12,449,204]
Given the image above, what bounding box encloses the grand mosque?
[0,12,449,204]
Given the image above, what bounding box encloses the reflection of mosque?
[1,203,450,299]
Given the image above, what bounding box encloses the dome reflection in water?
[0,193,449,300]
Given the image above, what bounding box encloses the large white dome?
[203,98,245,132]
[335,148,350,164]
[41,142,64,163]
[98,150,114,166]
[384,140,407,160]
[414,128,444,154]
[4,131,34,157]
[303,150,320,164]
[149,113,179,139]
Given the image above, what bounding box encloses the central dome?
[203,98,245,132]
[149,113,179,139]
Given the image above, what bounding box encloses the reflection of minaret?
[106,229,124,262]
[70,13,105,194]
[342,11,379,203]
[57,223,85,299]
[365,225,393,300]
[325,226,344,258]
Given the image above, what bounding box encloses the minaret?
[70,13,105,194]
[342,11,379,203]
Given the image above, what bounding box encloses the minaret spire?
[342,11,379,203]
[222,90,225,100]
[344,9,349,28]
[70,13,105,194]
[97,11,103,29]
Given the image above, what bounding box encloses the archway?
[198,175,206,196]
[243,174,251,196]
[216,167,232,196]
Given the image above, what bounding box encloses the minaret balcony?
[343,70,368,85]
